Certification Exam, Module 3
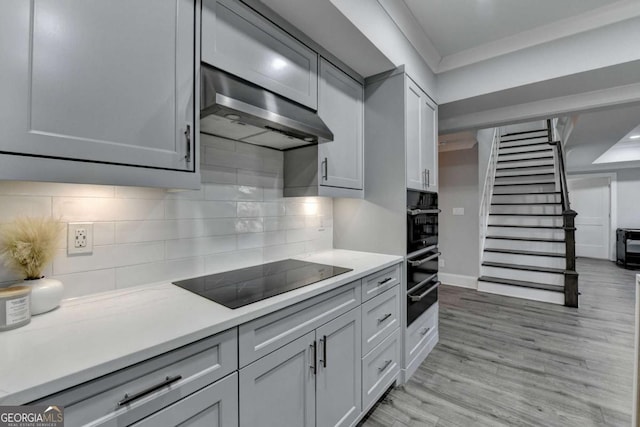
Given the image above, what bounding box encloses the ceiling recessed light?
[630,135,640,139]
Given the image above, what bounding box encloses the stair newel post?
[563,209,579,307]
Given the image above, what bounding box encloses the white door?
[568,176,611,259]
[1,0,194,171]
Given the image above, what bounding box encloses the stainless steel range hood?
[200,63,333,150]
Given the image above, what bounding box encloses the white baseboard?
[439,273,478,289]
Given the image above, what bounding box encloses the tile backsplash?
[0,134,333,298]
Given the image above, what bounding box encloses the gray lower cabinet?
[132,373,238,427]
[0,0,199,188]
[239,331,316,427]
[239,308,362,427]
[202,0,318,110]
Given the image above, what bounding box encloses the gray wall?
[617,168,640,228]
[439,145,480,278]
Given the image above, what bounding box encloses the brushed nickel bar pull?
[322,335,327,368]
[420,327,431,336]
[377,313,392,324]
[407,252,441,267]
[184,125,191,163]
[378,359,392,373]
[409,281,441,302]
[310,341,317,375]
[378,277,393,285]
[118,375,182,406]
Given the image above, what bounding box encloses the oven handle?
[407,273,438,294]
[407,252,441,267]
[407,208,440,216]
[409,281,440,302]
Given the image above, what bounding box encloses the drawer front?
[34,329,238,427]
[362,328,400,410]
[362,263,401,302]
[239,280,361,367]
[131,372,238,427]
[405,303,438,364]
[202,0,318,109]
[361,286,400,356]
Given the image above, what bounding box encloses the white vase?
[21,278,64,315]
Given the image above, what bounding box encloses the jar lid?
[0,286,32,297]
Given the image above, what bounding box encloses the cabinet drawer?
[34,329,237,427]
[131,372,238,427]
[362,264,401,302]
[362,328,400,410]
[405,303,438,365]
[239,280,361,367]
[202,0,318,109]
[362,286,400,356]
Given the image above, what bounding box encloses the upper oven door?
[407,211,438,255]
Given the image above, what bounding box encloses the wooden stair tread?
[484,248,565,258]
[494,181,556,186]
[478,276,564,292]
[482,261,564,274]
[485,236,565,243]
[501,129,548,137]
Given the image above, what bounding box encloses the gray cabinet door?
[316,308,362,427]
[0,0,195,171]
[422,96,438,192]
[318,59,364,190]
[131,373,239,427]
[202,0,318,109]
[239,332,316,427]
[405,78,425,191]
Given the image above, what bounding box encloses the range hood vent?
[200,63,333,150]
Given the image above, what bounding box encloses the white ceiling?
[593,124,640,164]
[402,0,622,57]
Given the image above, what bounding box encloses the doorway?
[567,174,615,260]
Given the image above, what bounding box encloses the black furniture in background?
[616,228,640,269]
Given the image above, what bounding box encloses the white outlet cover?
[67,222,94,255]
[452,207,465,216]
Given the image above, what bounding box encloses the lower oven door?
[407,277,440,325]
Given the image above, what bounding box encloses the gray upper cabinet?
[0,0,196,175]
[405,77,438,192]
[318,59,364,191]
[202,0,318,109]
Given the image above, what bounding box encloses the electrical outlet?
[439,258,445,268]
[68,222,93,255]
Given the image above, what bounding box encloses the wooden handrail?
[546,119,578,307]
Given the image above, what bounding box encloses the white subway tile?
[263,188,283,200]
[237,169,283,189]
[201,133,236,152]
[204,184,263,201]
[54,269,116,299]
[0,196,51,221]
[263,242,306,262]
[237,201,285,218]
[165,219,238,240]
[115,186,167,199]
[166,188,206,200]
[116,220,168,243]
[286,228,309,243]
[235,218,263,234]
[0,182,114,198]
[201,165,237,185]
[238,231,286,249]
[165,235,237,259]
[53,197,115,221]
[203,249,264,275]
[53,242,164,275]
[165,200,236,219]
[116,199,165,221]
[116,257,204,289]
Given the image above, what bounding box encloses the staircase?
[478,121,579,306]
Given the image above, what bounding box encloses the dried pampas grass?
[0,216,63,280]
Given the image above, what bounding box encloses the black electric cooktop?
[172,259,352,309]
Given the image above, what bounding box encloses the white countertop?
[0,249,402,405]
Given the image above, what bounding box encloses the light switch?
[453,207,465,216]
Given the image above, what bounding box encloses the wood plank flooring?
[360,258,637,426]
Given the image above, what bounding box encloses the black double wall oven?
[406,190,440,326]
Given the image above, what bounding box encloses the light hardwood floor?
[360,258,637,427]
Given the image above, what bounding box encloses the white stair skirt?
[483,251,566,269]
[481,265,564,286]
[478,280,564,305]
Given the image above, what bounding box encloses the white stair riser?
[492,193,560,204]
[487,226,565,240]
[490,204,562,215]
[499,142,551,154]
[485,239,565,253]
[481,266,564,286]
[496,166,555,177]
[499,150,554,161]
[478,281,564,305]
[493,183,556,194]
[494,174,556,185]
[498,159,555,169]
[489,215,563,227]
[483,251,566,269]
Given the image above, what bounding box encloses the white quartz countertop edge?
[0,250,402,405]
